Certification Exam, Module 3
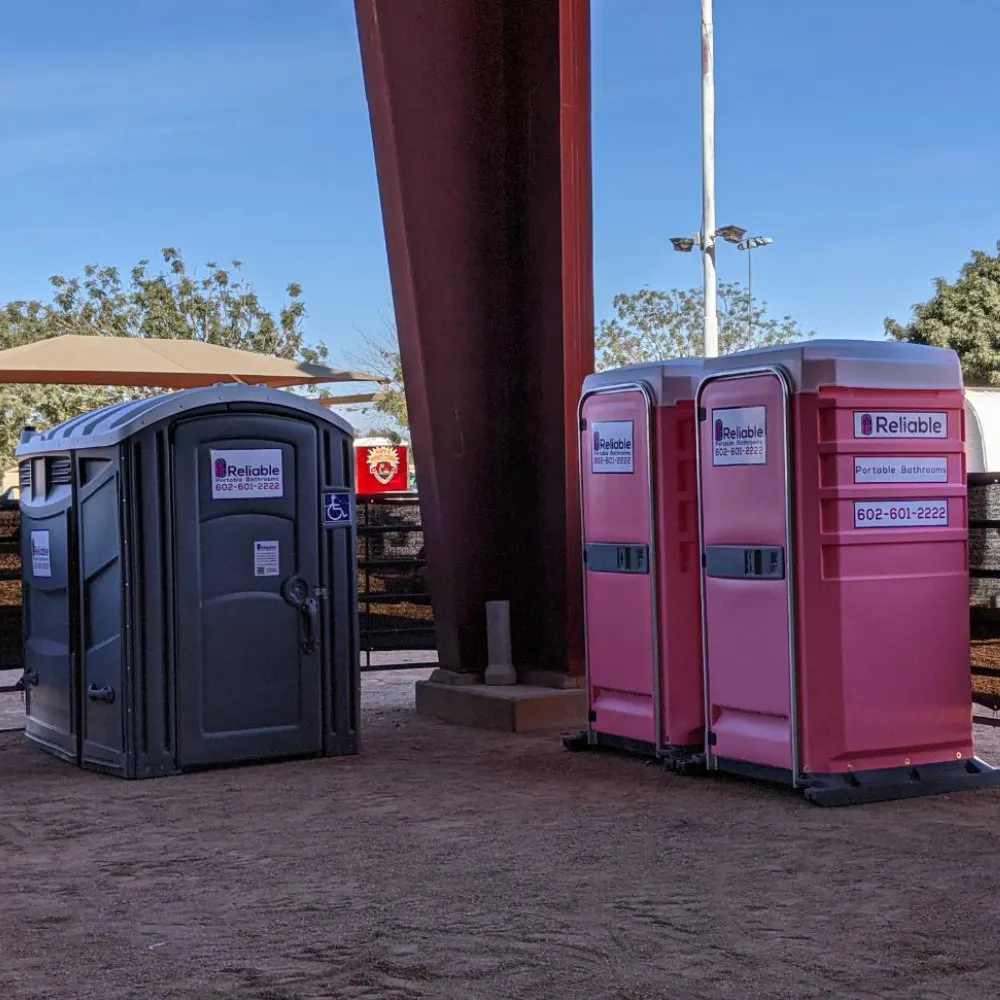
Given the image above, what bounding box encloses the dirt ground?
[4,672,1000,999]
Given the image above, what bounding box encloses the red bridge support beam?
[355,0,593,679]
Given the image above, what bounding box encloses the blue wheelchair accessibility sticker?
[322,489,353,527]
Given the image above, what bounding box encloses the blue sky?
[1,0,998,373]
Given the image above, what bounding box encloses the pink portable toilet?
[695,339,1000,805]
[564,360,705,768]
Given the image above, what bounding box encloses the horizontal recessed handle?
[585,543,649,575]
[705,545,785,580]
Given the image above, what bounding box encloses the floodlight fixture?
[715,225,747,245]
[670,236,698,253]
[737,236,773,251]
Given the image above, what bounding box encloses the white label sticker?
[853,411,947,439]
[711,406,767,466]
[853,457,948,484]
[253,540,280,577]
[30,530,52,578]
[591,421,634,474]
[853,500,949,529]
[211,449,283,499]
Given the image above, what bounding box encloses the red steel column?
[355,0,593,679]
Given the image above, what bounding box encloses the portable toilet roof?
[17,384,353,458]
[699,339,963,393]
[583,358,705,406]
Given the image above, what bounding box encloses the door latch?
[87,684,116,704]
[301,597,320,655]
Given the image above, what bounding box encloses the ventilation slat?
[48,456,72,486]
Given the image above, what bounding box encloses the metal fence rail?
[356,493,435,671]
[0,492,435,679]
[970,475,1000,724]
[0,505,22,685]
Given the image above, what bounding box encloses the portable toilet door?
[577,378,663,753]
[19,450,79,763]
[695,365,799,780]
[172,411,329,769]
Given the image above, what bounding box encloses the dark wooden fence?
[0,504,22,680]
[969,474,1000,722]
[0,493,434,677]
[356,493,435,670]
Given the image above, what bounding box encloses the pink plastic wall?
[652,403,704,749]
[698,377,973,778]
[795,388,973,775]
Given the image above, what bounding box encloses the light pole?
[736,236,774,339]
[669,224,747,353]
[700,0,716,357]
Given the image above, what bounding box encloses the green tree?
[338,285,811,437]
[0,248,320,471]
[885,241,1000,385]
[344,313,408,433]
[595,282,811,371]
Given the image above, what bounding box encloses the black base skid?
[798,756,1000,807]
[565,730,1000,806]
[562,729,705,775]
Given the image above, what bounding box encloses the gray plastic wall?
[19,392,358,779]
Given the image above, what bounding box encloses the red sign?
[355,444,409,494]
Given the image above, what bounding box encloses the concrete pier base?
[415,678,587,734]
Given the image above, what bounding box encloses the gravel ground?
[3,667,1000,999]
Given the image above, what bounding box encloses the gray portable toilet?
[17,385,358,778]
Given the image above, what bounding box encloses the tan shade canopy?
[0,335,386,389]
[317,390,387,406]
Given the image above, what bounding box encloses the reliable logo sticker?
[853,411,947,439]
[210,448,284,500]
[711,406,767,466]
[591,420,634,474]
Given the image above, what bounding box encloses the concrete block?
[484,600,517,686]
[415,680,587,734]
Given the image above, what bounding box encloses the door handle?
[301,597,319,654]
[88,684,116,704]
[23,668,38,687]
[282,576,319,654]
